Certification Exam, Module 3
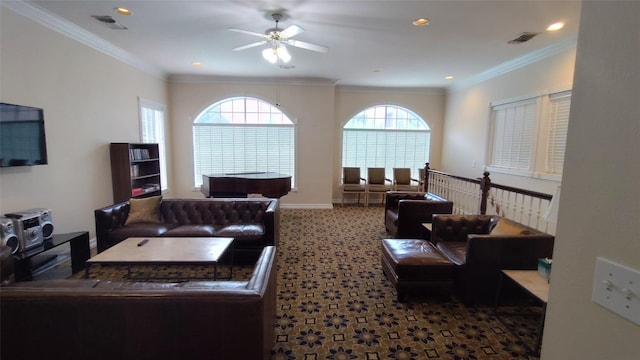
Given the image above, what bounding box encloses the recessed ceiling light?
[413,18,430,26]
[445,75,454,80]
[192,62,202,67]
[547,22,565,31]
[114,7,132,16]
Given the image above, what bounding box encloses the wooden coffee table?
[85,237,234,280]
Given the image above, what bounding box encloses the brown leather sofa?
[430,214,555,305]
[95,198,279,261]
[384,191,454,238]
[0,246,277,360]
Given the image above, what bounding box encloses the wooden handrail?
[423,163,556,233]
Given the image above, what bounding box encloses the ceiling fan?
[229,13,328,63]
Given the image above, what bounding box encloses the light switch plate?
[592,257,640,325]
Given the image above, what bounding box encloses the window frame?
[486,88,571,181]
[138,97,169,192]
[341,104,431,180]
[192,96,296,189]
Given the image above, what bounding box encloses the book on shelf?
[128,148,151,161]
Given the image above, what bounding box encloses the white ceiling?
[13,0,581,88]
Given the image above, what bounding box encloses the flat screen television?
[0,102,48,167]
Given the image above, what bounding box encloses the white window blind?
[342,105,430,179]
[139,98,168,191]
[193,97,295,188]
[546,91,571,174]
[489,98,537,171]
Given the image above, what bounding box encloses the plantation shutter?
[546,91,571,174]
[489,98,536,171]
[342,129,430,180]
[193,124,294,188]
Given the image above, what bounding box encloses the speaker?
[5,211,43,252]
[0,217,19,254]
[26,208,54,240]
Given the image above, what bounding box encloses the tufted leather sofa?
[430,214,555,305]
[0,246,277,360]
[95,198,279,262]
[385,191,454,238]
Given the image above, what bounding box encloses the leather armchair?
[430,214,555,305]
[385,191,453,238]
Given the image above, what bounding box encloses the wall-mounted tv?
[0,102,48,167]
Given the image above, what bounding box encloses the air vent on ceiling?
[508,32,539,44]
[91,15,127,30]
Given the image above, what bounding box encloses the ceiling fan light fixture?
[262,44,291,64]
[262,47,278,63]
[278,45,291,63]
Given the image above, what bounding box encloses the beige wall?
[442,48,577,195]
[543,2,640,359]
[0,9,168,236]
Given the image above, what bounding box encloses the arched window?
[193,97,295,187]
[342,105,430,179]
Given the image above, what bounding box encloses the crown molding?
[168,74,337,86]
[3,0,166,79]
[450,36,577,92]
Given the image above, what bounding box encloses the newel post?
[424,163,430,194]
[479,171,491,215]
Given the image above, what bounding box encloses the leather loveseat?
[95,197,279,262]
[0,246,277,360]
[385,191,454,238]
[430,214,555,305]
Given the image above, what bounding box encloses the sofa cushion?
[490,219,532,235]
[125,196,162,225]
[216,224,265,245]
[381,239,454,279]
[110,223,176,243]
[164,225,215,237]
[435,241,467,266]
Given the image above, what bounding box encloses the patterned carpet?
[72,206,544,359]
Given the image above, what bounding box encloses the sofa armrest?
[460,233,555,305]
[94,201,130,253]
[263,199,279,247]
[385,191,428,210]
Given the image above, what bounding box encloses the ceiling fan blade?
[228,28,268,39]
[280,25,304,38]
[287,39,328,53]
[232,41,268,51]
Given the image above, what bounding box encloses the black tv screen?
[0,103,48,167]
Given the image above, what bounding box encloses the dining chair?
[341,167,367,206]
[366,168,392,205]
[393,168,420,191]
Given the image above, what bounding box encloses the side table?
[12,231,90,281]
[494,269,549,356]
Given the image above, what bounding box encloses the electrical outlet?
[592,257,640,325]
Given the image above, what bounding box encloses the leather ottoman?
[381,239,454,302]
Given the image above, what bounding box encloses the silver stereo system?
[25,208,54,240]
[4,211,44,252]
[0,217,20,254]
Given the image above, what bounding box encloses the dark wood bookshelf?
[110,143,161,203]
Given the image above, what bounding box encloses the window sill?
[485,166,562,182]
